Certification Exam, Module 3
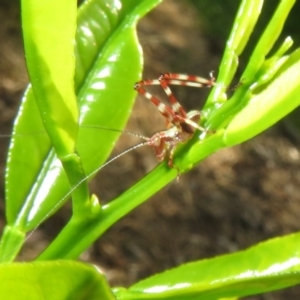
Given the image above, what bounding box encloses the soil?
[1,1,300,299]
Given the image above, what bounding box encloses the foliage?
[0,0,300,299]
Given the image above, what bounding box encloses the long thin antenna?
[80,125,149,141]
[67,141,150,199]
[0,126,148,140]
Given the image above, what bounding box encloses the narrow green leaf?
[21,0,78,158]
[205,0,263,107]
[114,233,300,300]
[5,88,50,225]
[20,0,93,218]
[0,261,114,300]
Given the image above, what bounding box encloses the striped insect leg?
[134,78,161,87]
[134,83,177,127]
[158,75,187,118]
[161,72,215,88]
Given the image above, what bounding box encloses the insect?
[134,72,215,170]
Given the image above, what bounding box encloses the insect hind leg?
[160,72,215,88]
[134,82,178,125]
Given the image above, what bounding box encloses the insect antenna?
[0,125,149,141]
[67,140,150,199]
[80,125,149,141]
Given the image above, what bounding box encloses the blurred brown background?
[1,0,300,299]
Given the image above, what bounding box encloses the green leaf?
[205,0,264,108]
[114,233,300,300]
[0,261,114,300]
[4,0,91,252]
[21,0,78,158]
[21,0,92,243]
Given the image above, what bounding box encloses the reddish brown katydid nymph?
[134,72,215,171]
